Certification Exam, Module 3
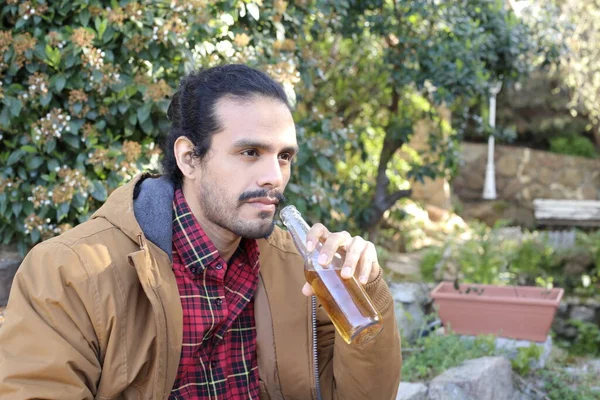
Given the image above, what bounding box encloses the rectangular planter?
[430,281,564,342]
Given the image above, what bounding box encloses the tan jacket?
[0,175,401,400]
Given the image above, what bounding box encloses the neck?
[181,183,241,263]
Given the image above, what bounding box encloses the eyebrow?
[232,139,299,155]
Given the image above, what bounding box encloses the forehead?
[213,96,297,148]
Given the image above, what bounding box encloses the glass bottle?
[280,205,383,345]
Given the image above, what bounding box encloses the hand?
[301,223,380,297]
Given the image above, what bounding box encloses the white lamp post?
[483,80,503,200]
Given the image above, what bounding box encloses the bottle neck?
[280,206,312,259]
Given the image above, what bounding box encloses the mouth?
[245,198,278,212]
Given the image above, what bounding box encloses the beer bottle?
[280,205,383,345]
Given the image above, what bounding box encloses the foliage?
[0,0,308,253]
[419,225,599,297]
[401,329,497,382]
[549,135,598,158]
[510,343,542,376]
[559,320,600,357]
[0,0,555,253]
[552,0,600,149]
[538,366,600,400]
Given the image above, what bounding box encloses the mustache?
[239,189,286,205]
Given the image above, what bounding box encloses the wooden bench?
[533,199,600,228]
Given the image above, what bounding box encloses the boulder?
[427,357,515,400]
[390,282,431,340]
[0,246,21,306]
[395,382,428,400]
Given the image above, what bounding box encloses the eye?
[278,152,293,162]
[241,149,259,157]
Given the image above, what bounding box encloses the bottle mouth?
[279,205,299,224]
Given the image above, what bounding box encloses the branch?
[383,189,412,210]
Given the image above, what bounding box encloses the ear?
[174,136,198,180]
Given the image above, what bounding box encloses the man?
[0,64,401,399]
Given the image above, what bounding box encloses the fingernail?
[359,275,368,284]
[318,253,328,265]
[306,241,314,252]
[342,267,352,277]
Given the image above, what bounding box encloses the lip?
[246,198,278,212]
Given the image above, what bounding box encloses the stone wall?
[453,142,600,227]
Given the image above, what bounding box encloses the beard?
[197,175,286,239]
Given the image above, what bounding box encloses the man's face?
[190,95,298,239]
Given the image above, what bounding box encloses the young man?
[0,65,401,399]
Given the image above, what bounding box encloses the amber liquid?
[306,267,383,345]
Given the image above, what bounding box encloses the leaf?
[136,103,152,124]
[30,227,41,243]
[90,181,107,201]
[47,159,60,172]
[7,97,23,117]
[57,202,70,222]
[54,75,66,92]
[21,145,37,153]
[7,149,23,165]
[118,102,129,114]
[63,134,80,149]
[65,54,78,68]
[0,107,10,128]
[40,92,53,107]
[12,202,22,218]
[140,117,153,134]
[128,112,137,125]
[78,8,90,26]
[95,17,108,40]
[316,156,335,173]
[246,2,260,20]
[0,193,6,216]
[26,156,44,171]
[44,138,56,154]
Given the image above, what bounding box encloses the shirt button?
[190,266,197,275]
[215,263,223,270]
[215,298,223,306]
[211,360,218,369]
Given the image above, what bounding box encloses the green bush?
[0,0,302,253]
[549,135,598,158]
[401,330,497,382]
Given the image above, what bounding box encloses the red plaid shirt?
[169,189,260,399]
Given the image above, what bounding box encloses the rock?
[390,282,431,340]
[428,357,515,400]
[493,335,553,369]
[0,247,21,306]
[395,382,428,400]
[569,306,596,324]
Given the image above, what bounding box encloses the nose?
[256,156,284,189]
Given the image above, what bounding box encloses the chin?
[234,219,276,239]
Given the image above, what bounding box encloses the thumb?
[302,282,314,297]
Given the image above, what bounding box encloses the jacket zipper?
[312,295,322,400]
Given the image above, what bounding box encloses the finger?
[341,236,368,279]
[318,231,352,266]
[305,223,330,252]
[356,242,376,284]
[302,282,314,296]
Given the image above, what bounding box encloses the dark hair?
[162,64,291,186]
